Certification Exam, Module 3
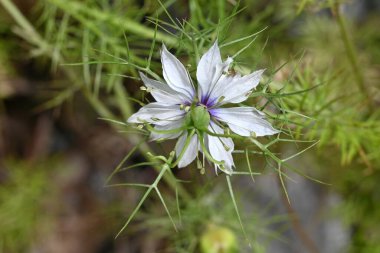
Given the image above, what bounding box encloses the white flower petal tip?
[161,44,195,101]
[216,164,234,175]
[139,72,187,104]
[212,107,279,137]
[218,69,265,104]
[196,41,234,100]
[225,56,233,66]
[196,41,222,95]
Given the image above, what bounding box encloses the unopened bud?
[197,159,203,169]
[200,224,238,253]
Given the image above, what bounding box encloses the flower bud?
[200,224,238,253]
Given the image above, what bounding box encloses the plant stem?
[197,130,225,167]
[0,0,46,47]
[116,161,172,238]
[47,0,178,47]
[332,3,373,111]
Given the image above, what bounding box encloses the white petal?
[161,44,195,100]
[149,119,184,141]
[210,69,264,106]
[206,121,235,173]
[140,72,188,104]
[212,107,279,137]
[196,41,222,97]
[127,102,185,126]
[196,43,233,102]
[175,132,198,168]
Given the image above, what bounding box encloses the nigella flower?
[128,41,279,174]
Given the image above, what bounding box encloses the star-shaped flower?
[128,41,279,174]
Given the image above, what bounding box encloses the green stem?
[47,0,178,47]
[116,161,171,238]
[0,0,52,58]
[205,130,243,140]
[192,38,200,64]
[197,130,225,166]
[217,0,225,21]
[49,0,145,66]
[333,3,373,110]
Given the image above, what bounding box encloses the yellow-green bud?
[200,224,238,253]
[191,106,210,131]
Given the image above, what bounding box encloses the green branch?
[332,3,373,111]
[47,0,178,47]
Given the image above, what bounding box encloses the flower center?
[201,95,216,108]
[190,105,210,131]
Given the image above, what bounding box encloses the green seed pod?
[200,224,238,253]
[191,106,210,131]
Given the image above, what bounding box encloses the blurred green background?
[0,0,380,252]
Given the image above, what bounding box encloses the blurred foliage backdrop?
[0,0,380,252]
